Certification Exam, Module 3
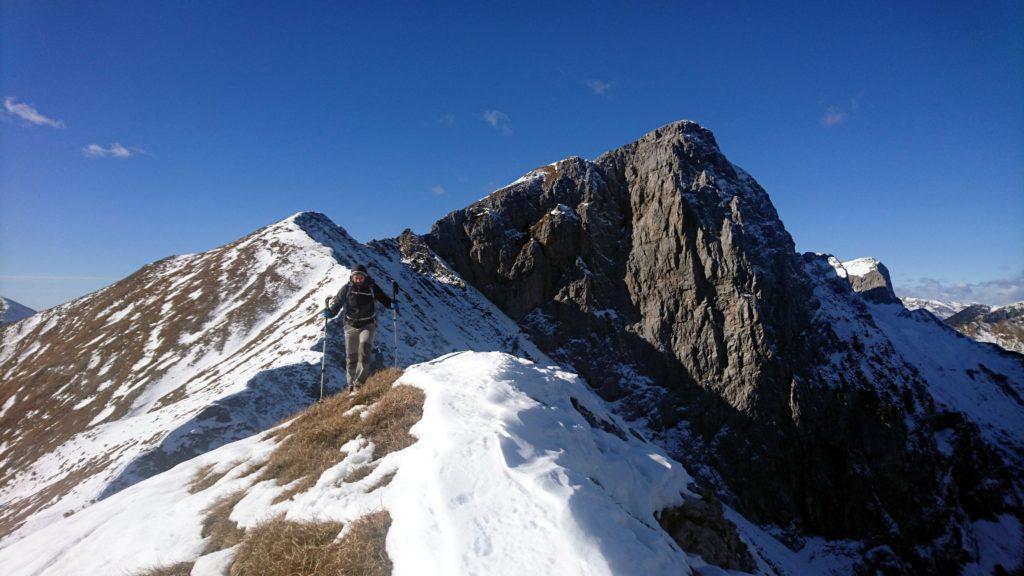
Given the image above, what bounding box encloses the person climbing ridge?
[322,264,396,391]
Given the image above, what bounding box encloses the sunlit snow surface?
[0,352,716,576]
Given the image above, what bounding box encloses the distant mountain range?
[900,297,1024,354]
[899,297,973,319]
[0,297,34,325]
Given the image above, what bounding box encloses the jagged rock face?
[658,488,756,572]
[427,121,1023,573]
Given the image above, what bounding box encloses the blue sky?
[2,1,1022,310]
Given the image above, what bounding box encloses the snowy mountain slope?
[0,352,817,576]
[899,297,972,320]
[822,257,1024,460]
[0,212,540,546]
[0,297,34,325]
[944,301,1024,354]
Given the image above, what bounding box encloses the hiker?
[322,264,396,390]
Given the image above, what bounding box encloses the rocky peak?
[840,257,899,303]
[426,120,1024,573]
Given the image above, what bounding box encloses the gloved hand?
[321,309,331,319]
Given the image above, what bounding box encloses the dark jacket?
[327,276,393,328]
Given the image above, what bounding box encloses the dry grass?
[259,368,421,500]
[344,462,379,483]
[201,490,247,553]
[189,462,233,494]
[191,459,263,495]
[229,511,392,576]
[132,562,194,576]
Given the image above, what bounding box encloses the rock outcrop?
[841,257,899,303]
[426,120,1024,574]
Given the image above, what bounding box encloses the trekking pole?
[391,280,399,368]
[319,296,331,401]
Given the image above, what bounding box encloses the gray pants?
[343,319,376,387]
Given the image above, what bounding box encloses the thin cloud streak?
[4,96,66,128]
[83,142,134,158]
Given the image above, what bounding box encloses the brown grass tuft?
[344,462,379,484]
[202,490,247,553]
[132,561,195,576]
[229,511,392,576]
[332,511,393,576]
[361,385,424,456]
[189,462,236,494]
[259,368,421,498]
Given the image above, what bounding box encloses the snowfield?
[0,352,791,576]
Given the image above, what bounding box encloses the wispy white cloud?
[482,110,512,134]
[820,93,862,127]
[83,142,134,158]
[897,271,1024,306]
[821,106,848,126]
[431,184,446,196]
[4,96,65,128]
[439,113,456,126]
[583,79,613,96]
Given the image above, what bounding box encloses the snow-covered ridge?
[0,352,828,576]
[840,257,881,278]
[0,212,540,546]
